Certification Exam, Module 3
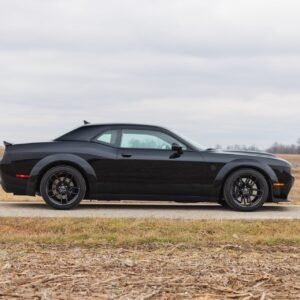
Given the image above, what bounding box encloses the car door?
[113,127,208,197]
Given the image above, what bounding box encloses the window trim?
[118,128,189,151]
[90,126,195,152]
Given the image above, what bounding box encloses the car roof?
[55,123,170,142]
[83,123,165,128]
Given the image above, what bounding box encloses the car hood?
[223,150,276,158]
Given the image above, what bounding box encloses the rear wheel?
[40,165,86,210]
[223,168,269,211]
[218,200,229,208]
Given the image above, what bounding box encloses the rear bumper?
[1,174,28,195]
[0,154,36,195]
[0,164,29,195]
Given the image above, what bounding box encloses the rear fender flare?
[26,154,97,195]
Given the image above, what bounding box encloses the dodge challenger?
[0,123,294,211]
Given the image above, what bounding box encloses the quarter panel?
[2,141,118,196]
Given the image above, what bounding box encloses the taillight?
[16,174,30,179]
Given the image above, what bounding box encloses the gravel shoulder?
[0,201,299,219]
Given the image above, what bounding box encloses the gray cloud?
[0,0,300,149]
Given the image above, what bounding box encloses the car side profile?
[0,123,295,211]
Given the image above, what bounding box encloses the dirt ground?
[0,218,299,299]
[0,243,299,300]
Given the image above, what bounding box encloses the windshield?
[177,133,207,151]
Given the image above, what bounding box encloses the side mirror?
[172,143,183,155]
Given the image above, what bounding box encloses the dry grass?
[0,218,299,247]
[0,148,299,204]
[0,218,299,299]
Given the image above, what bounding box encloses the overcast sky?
[0,0,299,149]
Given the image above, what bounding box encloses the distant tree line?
[216,138,300,154]
[215,144,260,151]
[266,138,300,154]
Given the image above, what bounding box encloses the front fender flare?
[213,159,278,199]
[26,154,97,195]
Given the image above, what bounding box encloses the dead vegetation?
[0,218,299,299]
[0,243,299,299]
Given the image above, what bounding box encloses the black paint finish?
[0,124,295,203]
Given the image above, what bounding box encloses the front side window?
[120,129,187,150]
[95,129,118,146]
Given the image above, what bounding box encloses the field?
[0,218,299,299]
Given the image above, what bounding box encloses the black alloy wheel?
[40,166,86,209]
[223,168,269,211]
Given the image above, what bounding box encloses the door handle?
[121,153,132,158]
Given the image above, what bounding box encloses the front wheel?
[40,165,86,210]
[223,169,269,212]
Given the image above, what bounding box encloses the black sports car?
[0,123,294,211]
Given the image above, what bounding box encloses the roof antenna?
[83,120,90,125]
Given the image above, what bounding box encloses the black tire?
[218,200,229,208]
[40,165,86,210]
[223,168,269,212]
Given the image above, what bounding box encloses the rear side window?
[95,129,118,146]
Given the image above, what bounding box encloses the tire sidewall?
[40,165,86,210]
[224,169,269,212]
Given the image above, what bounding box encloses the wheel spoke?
[237,179,244,187]
[69,186,80,195]
[231,175,264,208]
[46,171,79,205]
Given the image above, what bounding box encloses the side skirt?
[85,194,217,202]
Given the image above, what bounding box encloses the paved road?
[0,201,299,219]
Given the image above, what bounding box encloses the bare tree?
[223,138,300,154]
[266,140,300,154]
[226,144,260,151]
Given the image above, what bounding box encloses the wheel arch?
[214,160,278,202]
[26,154,98,196]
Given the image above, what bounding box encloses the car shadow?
[7,201,291,212]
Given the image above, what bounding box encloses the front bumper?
[272,173,295,202]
